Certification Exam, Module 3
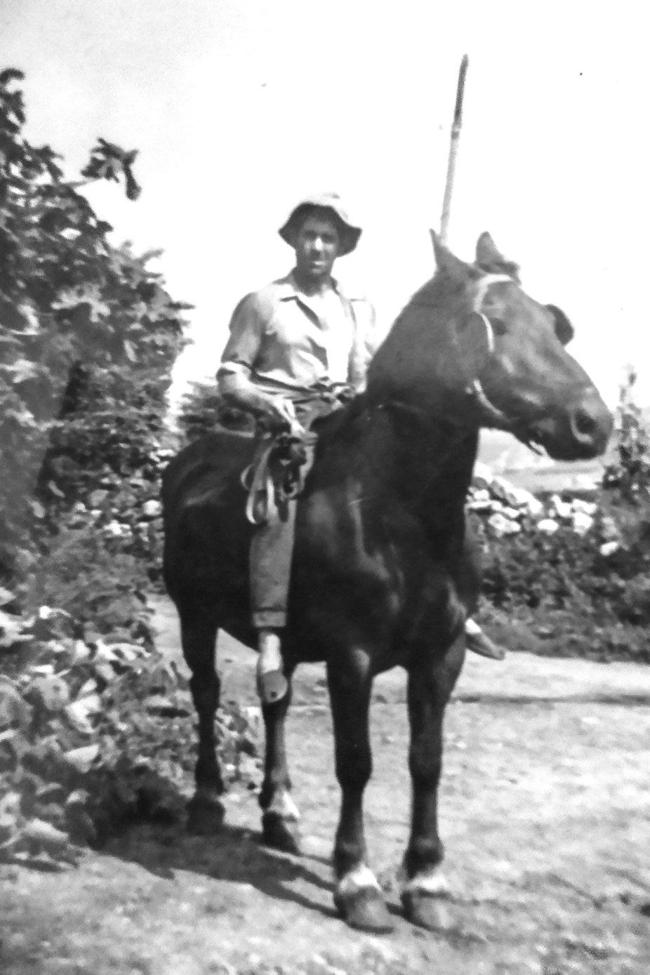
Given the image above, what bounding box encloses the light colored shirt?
[218,273,377,395]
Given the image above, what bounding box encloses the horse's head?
[366,233,612,461]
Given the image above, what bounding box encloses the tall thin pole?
[439,55,469,245]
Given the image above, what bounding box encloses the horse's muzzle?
[535,388,613,460]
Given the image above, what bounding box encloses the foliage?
[177,379,253,442]
[0,68,187,587]
[476,494,650,664]
[469,367,650,662]
[0,604,260,869]
[602,366,650,501]
[0,70,262,869]
[81,138,141,200]
[23,528,152,641]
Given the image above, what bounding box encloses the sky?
[2,0,650,415]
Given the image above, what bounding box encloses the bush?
[603,366,650,501]
[0,71,261,866]
[471,367,650,662]
[176,379,253,442]
[23,528,151,641]
[476,496,650,662]
[0,69,187,589]
[0,605,261,868]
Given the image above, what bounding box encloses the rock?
[599,540,620,557]
[142,499,162,518]
[538,518,560,534]
[490,476,536,509]
[571,498,598,516]
[471,487,490,502]
[571,511,594,535]
[501,505,522,521]
[523,495,544,517]
[89,489,109,507]
[488,512,521,536]
[600,516,621,542]
[63,744,100,773]
[34,606,75,639]
[468,498,494,513]
[550,494,573,519]
[0,679,32,730]
[472,462,493,490]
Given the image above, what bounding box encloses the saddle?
[240,433,311,525]
[236,386,353,526]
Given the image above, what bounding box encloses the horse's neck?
[387,411,477,526]
[332,400,478,531]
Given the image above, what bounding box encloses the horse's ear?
[430,230,468,279]
[476,232,507,267]
[546,304,574,346]
[476,232,521,279]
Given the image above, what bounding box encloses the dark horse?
[162,233,612,933]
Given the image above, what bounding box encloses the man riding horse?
[165,214,612,931]
[217,192,504,706]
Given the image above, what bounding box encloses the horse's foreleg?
[402,637,464,929]
[259,668,301,854]
[328,651,392,933]
[179,606,224,834]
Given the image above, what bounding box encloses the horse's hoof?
[334,886,393,933]
[261,810,301,854]
[186,794,225,835]
[401,889,451,931]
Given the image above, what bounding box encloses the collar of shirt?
[274,272,364,305]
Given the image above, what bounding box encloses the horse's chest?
[301,495,463,613]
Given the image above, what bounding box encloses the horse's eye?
[490,318,507,336]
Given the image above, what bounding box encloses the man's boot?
[256,628,288,704]
[464,618,506,660]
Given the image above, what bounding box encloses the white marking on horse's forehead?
[472,274,514,312]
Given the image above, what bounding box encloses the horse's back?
[162,429,255,612]
[162,428,253,509]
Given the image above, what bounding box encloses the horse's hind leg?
[401,637,464,929]
[328,650,393,933]
[178,600,225,834]
[259,666,301,854]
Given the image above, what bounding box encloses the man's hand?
[260,395,305,437]
[218,372,305,436]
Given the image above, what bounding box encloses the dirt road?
[1,597,649,975]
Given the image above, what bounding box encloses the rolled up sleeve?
[217,293,265,381]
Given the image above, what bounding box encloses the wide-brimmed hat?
[278,192,362,256]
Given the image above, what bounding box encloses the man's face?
[293,214,341,282]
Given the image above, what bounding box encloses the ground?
[1,597,649,975]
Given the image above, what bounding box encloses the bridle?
[464,274,514,431]
[378,272,523,437]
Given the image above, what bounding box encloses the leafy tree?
[0,68,187,589]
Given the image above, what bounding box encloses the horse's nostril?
[571,407,599,444]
